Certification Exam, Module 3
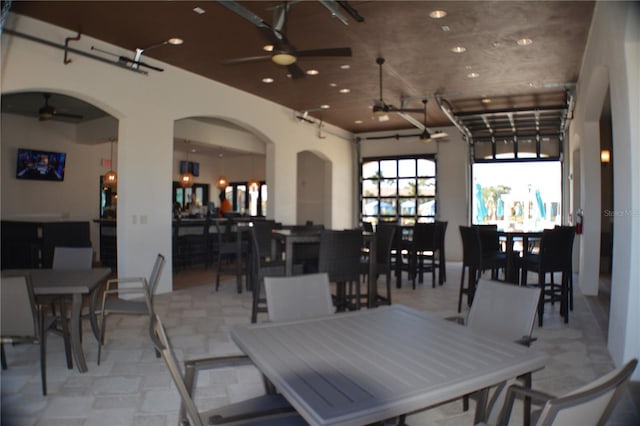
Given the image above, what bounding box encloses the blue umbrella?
[535,189,546,218]
[475,183,488,223]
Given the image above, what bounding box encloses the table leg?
[523,372,532,426]
[285,240,294,276]
[70,293,88,373]
[367,237,377,308]
[236,231,242,293]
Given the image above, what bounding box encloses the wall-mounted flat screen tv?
[16,148,66,181]
[180,160,199,177]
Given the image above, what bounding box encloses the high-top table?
[272,229,379,308]
[2,267,111,372]
[231,305,547,426]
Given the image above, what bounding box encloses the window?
[226,181,267,217]
[361,156,437,226]
[472,161,562,231]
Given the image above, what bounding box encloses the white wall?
[1,14,354,294]
[569,1,640,375]
[1,113,113,257]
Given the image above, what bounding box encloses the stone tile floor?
[2,263,638,425]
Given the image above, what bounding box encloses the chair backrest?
[362,221,374,232]
[252,220,277,260]
[148,313,204,426]
[412,222,438,251]
[436,220,448,248]
[459,226,483,268]
[375,223,397,265]
[1,274,37,338]
[539,226,576,272]
[535,358,637,426]
[317,229,362,283]
[264,273,334,322]
[147,254,166,298]
[474,224,500,255]
[467,279,541,343]
[52,246,93,270]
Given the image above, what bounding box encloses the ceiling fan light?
[272,52,297,66]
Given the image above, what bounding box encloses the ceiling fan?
[38,93,83,121]
[371,57,424,118]
[365,99,448,142]
[219,1,352,79]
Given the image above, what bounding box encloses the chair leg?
[1,344,6,370]
[97,312,107,365]
[537,273,545,327]
[385,271,392,306]
[458,266,467,313]
[38,308,47,395]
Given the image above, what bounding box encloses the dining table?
[2,267,111,373]
[272,228,379,308]
[497,230,544,283]
[231,304,547,426]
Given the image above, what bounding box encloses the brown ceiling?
[6,1,594,134]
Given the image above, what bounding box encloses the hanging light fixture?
[247,155,260,190]
[104,138,117,187]
[216,175,228,190]
[179,140,194,188]
[215,152,228,189]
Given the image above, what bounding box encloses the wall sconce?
[600,149,611,163]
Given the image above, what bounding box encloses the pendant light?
[179,140,194,188]
[104,138,117,187]
[215,152,228,189]
[247,155,259,190]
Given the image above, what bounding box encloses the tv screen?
[179,160,199,177]
[16,148,66,181]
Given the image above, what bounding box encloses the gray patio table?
[231,304,547,426]
[2,267,111,373]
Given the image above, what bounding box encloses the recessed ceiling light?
[329,83,337,87]
[306,69,319,76]
[441,25,451,32]
[354,120,363,124]
[193,6,206,14]
[339,88,351,94]
[429,10,447,19]
[451,46,466,53]
[261,77,274,83]
[467,72,480,79]
[340,64,351,70]
[263,44,274,52]
[320,104,330,109]
[167,37,184,45]
[517,38,533,46]
[481,98,492,104]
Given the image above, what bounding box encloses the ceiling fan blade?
[217,0,270,29]
[223,55,273,65]
[295,47,352,58]
[54,112,84,120]
[287,63,306,79]
[430,131,448,139]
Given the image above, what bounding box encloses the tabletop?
[231,305,547,426]
[3,267,112,295]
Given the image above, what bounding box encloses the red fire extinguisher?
[576,209,583,235]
